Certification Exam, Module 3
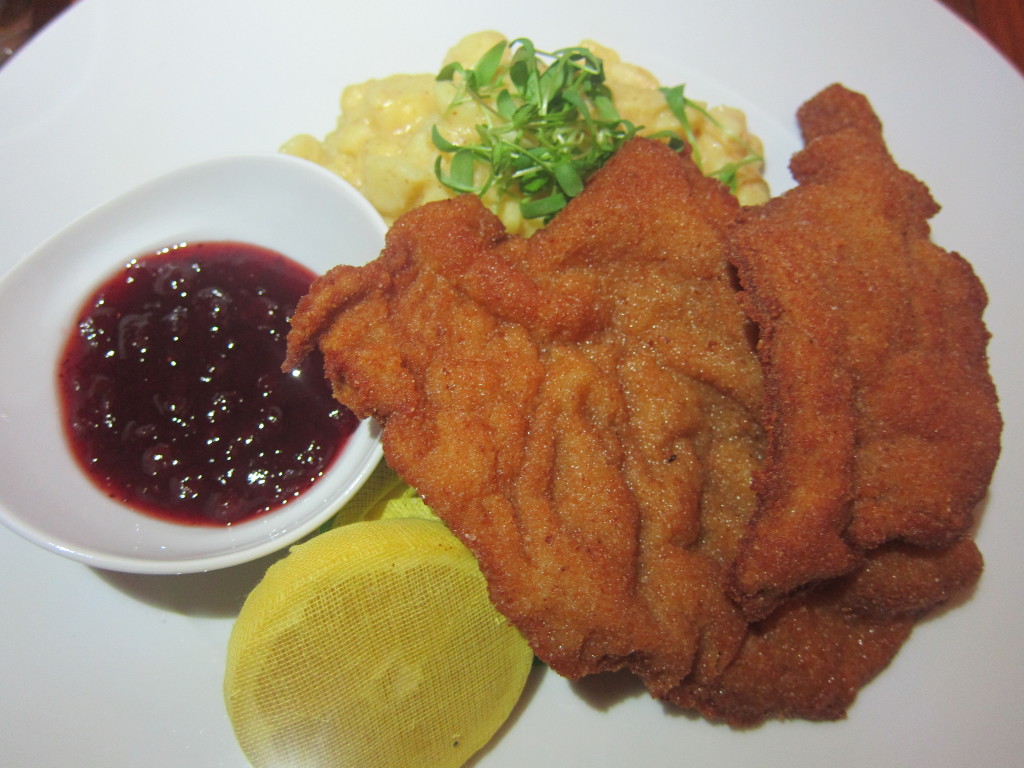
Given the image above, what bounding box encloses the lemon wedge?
[224,517,533,768]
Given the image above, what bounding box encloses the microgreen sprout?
[431,38,763,222]
[432,38,639,221]
[655,84,764,192]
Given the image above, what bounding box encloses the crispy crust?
[288,138,759,696]
[286,87,999,725]
[726,84,1001,621]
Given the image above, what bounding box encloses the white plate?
[1,0,1021,766]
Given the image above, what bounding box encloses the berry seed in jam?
[58,241,356,526]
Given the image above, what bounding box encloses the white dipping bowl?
[0,154,386,574]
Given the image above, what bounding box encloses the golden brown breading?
[667,537,982,724]
[726,84,1001,621]
[667,578,917,725]
[286,87,998,725]
[286,137,763,696]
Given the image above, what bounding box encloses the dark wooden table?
[941,0,1024,72]
[4,1,1022,73]
[1,0,74,65]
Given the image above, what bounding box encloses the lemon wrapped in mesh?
[225,464,533,768]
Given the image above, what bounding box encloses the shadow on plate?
[91,546,291,618]
[464,658,548,767]
[570,667,651,711]
[571,667,722,722]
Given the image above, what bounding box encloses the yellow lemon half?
[224,517,533,768]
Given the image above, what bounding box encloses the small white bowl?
[0,154,386,574]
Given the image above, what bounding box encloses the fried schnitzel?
[286,137,761,698]
[726,84,1001,621]
[285,86,998,725]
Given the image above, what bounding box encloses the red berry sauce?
[58,241,355,526]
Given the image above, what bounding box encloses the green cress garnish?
[432,38,763,222]
[432,38,635,221]
[658,83,764,194]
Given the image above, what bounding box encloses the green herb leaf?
[431,125,462,153]
[432,37,642,222]
[520,192,567,219]
[496,89,516,120]
[553,162,584,198]
[473,41,507,88]
[449,149,478,190]
[436,61,463,83]
[431,38,762,221]
[656,84,763,192]
[658,84,701,167]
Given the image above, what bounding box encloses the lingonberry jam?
[58,241,355,526]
